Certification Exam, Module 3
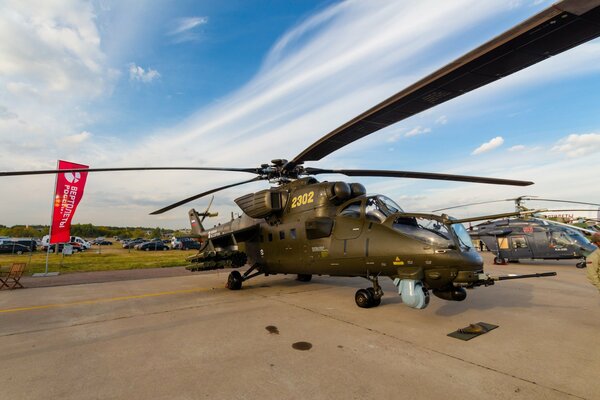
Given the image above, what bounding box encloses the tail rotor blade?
[200,196,215,223]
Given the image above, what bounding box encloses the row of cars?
[0,235,201,255]
[120,237,201,251]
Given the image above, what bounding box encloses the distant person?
[586,232,600,293]
[479,240,484,252]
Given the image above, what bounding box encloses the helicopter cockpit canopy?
[365,195,403,222]
[392,214,474,251]
[549,229,591,248]
[338,195,404,220]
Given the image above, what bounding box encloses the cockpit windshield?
[392,215,474,250]
[365,195,403,222]
[565,229,592,247]
[451,222,474,250]
[393,216,454,248]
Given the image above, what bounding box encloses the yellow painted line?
[0,286,214,314]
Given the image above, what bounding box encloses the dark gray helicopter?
[434,196,600,267]
[3,0,600,309]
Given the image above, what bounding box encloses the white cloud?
[472,136,504,155]
[509,145,525,152]
[128,63,161,83]
[435,115,448,125]
[404,126,431,137]
[65,131,92,144]
[552,133,600,157]
[169,16,208,36]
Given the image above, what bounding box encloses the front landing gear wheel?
[367,287,381,307]
[227,270,243,290]
[576,261,586,269]
[355,289,373,308]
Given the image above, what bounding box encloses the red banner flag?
[50,160,89,244]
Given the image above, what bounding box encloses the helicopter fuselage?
[470,218,596,265]
[190,178,487,308]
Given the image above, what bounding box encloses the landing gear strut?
[355,275,383,308]
[226,264,263,290]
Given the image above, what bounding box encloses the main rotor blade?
[432,199,512,212]
[0,166,260,177]
[289,0,600,165]
[523,198,600,207]
[150,176,264,215]
[450,210,539,224]
[304,168,533,186]
[538,208,600,212]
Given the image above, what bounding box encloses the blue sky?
[0,0,599,228]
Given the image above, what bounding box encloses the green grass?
[0,244,198,275]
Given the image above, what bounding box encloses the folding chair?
[0,263,26,290]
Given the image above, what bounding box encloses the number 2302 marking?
[291,191,314,208]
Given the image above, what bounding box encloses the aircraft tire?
[227,271,243,290]
[367,288,381,307]
[576,261,586,269]
[355,288,373,308]
[296,274,312,282]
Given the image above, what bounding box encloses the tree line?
[0,223,179,239]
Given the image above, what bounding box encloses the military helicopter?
[433,196,600,267]
[2,0,600,309]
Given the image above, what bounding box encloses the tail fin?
[189,208,205,236]
[188,196,218,236]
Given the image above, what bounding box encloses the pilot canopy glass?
[364,195,403,221]
[393,216,474,250]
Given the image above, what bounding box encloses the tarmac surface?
[1,252,599,400]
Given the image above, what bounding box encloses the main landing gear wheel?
[576,261,586,269]
[227,270,243,290]
[296,274,312,282]
[355,288,381,308]
[493,256,507,265]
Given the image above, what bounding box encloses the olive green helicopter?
[3,0,600,309]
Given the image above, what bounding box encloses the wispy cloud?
[472,136,504,155]
[65,131,92,144]
[435,115,448,125]
[508,145,525,152]
[168,16,208,43]
[404,126,431,137]
[552,133,600,157]
[128,63,161,83]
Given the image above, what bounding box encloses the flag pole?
[44,160,60,276]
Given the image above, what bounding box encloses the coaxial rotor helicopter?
[433,196,600,267]
[3,0,600,309]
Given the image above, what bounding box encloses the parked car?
[0,242,31,255]
[122,239,145,249]
[137,241,169,251]
[174,238,201,250]
[0,238,37,251]
[44,242,84,253]
[92,239,113,245]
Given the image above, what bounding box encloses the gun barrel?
[495,272,557,281]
